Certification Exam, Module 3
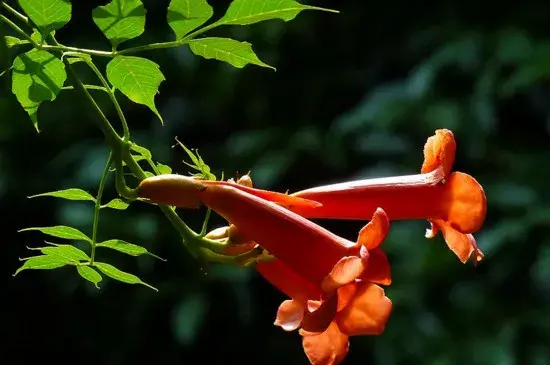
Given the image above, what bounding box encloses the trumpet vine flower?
[204,227,391,365]
[290,129,486,263]
[139,175,393,365]
[139,175,391,292]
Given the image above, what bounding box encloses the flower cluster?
[137,129,486,365]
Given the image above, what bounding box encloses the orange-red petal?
[321,255,367,293]
[336,282,392,336]
[274,299,304,331]
[301,295,338,334]
[202,179,323,210]
[440,172,487,234]
[357,207,390,249]
[360,248,391,286]
[301,322,349,365]
[336,283,358,311]
[421,129,456,177]
[430,219,484,264]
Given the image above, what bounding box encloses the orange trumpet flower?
[203,226,391,365]
[290,129,486,264]
[257,260,392,365]
[139,175,391,292]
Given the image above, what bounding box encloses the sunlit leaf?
[214,0,337,27]
[77,266,102,289]
[107,56,165,123]
[144,171,155,178]
[13,255,71,276]
[157,163,172,174]
[11,49,67,132]
[28,188,96,202]
[19,225,92,243]
[97,239,165,260]
[4,36,30,48]
[188,37,274,70]
[18,0,72,34]
[30,243,90,262]
[95,262,157,291]
[167,0,213,39]
[92,0,146,47]
[101,198,130,210]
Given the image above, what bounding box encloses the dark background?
[2,0,550,364]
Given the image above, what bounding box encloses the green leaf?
[76,266,102,289]
[97,239,165,260]
[31,243,91,262]
[94,262,157,291]
[18,0,72,34]
[101,198,130,210]
[28,188,96,202]
[30,29,44,44]
[11,49,67,132]
[5,36,30,48]
[130,143,152,159]
[214,0,337,27]
[106,56,165,123]
[19,225,92,243]
[14,255,71,276]
[144,171,155,178]
[188,37,274,70]
[157,163,172,174]
[167,0,213,40]
[92,0,146,48]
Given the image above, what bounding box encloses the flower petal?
[301,295,338,333]
[336,283,357,311]
[302,322,349,365]
[431,220,484,264]
[421,129,456,177]
[360,248,391,285]
[202,179,323,210]
[321,255,367,293]
[357,207,390,250]
[440,172,487,234]
[336,282,392,336]
[274,299,304,331]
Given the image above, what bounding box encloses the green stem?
[43,44,114,57]
[69,52,130,139]
[91,153,113,264]
[1,2,31,27]
[64,61,122,146]
[0,13,38,47]
[117,40,182,55]
[61,85,109,92]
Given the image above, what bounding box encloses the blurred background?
[2,0,550,364]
